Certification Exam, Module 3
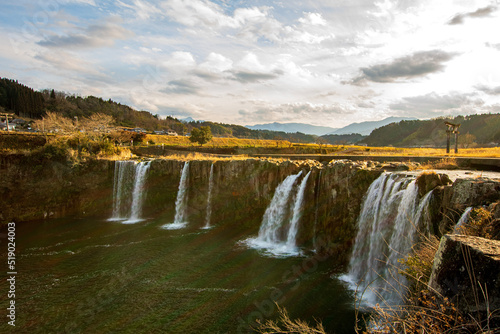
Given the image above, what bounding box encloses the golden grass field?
[146,134,500,158]
[1,131,499,158]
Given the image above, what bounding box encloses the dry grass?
[146,134,292,148]
[146,134,500,157]
[4,132,500,157]
[255,303,326,334]
[153,152,251,161]
[419,158,459,170]
[455,207,499,240]
[357,226,499,334]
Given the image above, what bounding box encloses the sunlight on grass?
[145,134,500,158]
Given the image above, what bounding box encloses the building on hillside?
[167,130,178,136]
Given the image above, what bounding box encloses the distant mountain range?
[246,122,338,136]
[329,117,418,136]
[246,117,418,136]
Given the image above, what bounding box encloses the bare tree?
[32,111,76,134]
[80,113,114,138]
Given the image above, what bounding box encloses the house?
[133,128,147,133]
[10,119,26,125]
[167,130,178,136]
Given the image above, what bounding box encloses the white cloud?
[116,0,162,20]
[2,0,500,128]
[199,52,233,73]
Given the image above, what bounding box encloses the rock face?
[0,153,113,222]
[3,151,500,271]
[428,234,500,313]
[145,158,381,264]
[438,178,500,235]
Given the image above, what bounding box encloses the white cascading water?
[109,161,151,223]
[286,171,311,249]
[162,162,190,230]
[123,161,151,224]
[202,163,215,229]
[245,170,310,257]
[109,160,135,221]
[453,206,473,233]
[343,173,433,306]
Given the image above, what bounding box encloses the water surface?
[1,217,357,333]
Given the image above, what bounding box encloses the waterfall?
[109,161,135,221]
[343,173,433,306]
[202,163,215,229]
[123,161,151,224]
[454,207,473,234]
[286,171,311,248]
[162,162,190,230]
[109,161,151,223]
[244,170,310,257]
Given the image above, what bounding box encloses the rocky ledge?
[428,234,500,313]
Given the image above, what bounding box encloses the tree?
[32,111,76,134]
[80,113,114,138]
[461,132,477,148]
[189,126,212,146]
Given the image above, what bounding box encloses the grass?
[255,303,326,334]
[3,132,500,157]
[146,134,500,157]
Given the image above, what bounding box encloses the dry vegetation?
[145,134,500,157]
[255,303,326,334]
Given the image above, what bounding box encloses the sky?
[1,0,500,128]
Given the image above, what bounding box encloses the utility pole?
[445,121,460,154]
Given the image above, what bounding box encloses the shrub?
[455,207,498,240]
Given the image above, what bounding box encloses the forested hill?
[363,114,500,147]
[0,77,316,142]
[0,78,45,118]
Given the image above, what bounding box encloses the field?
[1,131,500,158]
[145,134,500,158]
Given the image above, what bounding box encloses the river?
[3,216,357,333]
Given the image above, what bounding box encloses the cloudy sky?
[1,0,500,128]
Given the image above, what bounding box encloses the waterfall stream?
[454,206,473,233]
[109,161,135,221]
[109,161,150,223]
[244,170,310,257]
[286,171,311,248]
[342,173,433,306]
[123,161,151,224]
[162,162,190,230]
[202,163,215,229]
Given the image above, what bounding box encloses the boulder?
[415,172,452,197]
[449,178,500,209]
[428,234,500,313]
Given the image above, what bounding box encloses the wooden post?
[445,121,460,154]
[446,130,451,154]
